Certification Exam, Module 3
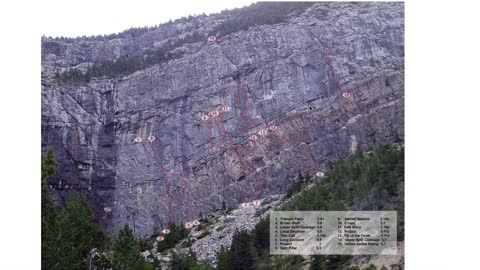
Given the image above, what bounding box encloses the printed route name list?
[270,211,397,255]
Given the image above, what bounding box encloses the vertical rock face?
[41,2,404,236]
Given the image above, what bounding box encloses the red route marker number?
[208,36,216,42]
[201,115,209,121]
[249,135,258,141]
[253,200,261,207]
[147,135,156,142]
[342,92,351,98]
[134,137,143,143]
[258,130,267,136]
[185,222,193,229]
[269,125,278,131]
[193,220,200,226]
[210,111,219,117]
[222,106,230,112]
[162,229,170,234]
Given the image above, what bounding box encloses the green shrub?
[156,223,189,253]
[197,230,211,240]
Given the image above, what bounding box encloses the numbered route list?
[270,211,396,255]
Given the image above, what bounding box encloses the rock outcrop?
[41,2,404,236]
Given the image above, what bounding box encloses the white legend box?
[270,211,397,255]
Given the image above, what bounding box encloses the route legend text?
[270,211,397,255]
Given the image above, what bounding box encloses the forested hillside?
[51,2,313,83]
[217,144,404,270]
[42,144,404,269]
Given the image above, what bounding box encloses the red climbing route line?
[179,173,201,222]
[208,117,217,155]
[217,115,234,149]
[167,178,175,223]
[188,195,193,221]
[238,148,266,200]
[234,145,264,201]
[181,173,187,221]
[221,80,269,199]
[203,74,326,202]
[151,156,176,223]
[178,171,202,222]
[201,107,248,203]
[186,187,200,218]
[235,81,250,129]
[237,81,271,199]
[235,80,258,130]
[297,115,321,171]
[296,23,346,94]
[215,117,247,202]
[239,81,257,129]
[213,116,225,151]
[146,142,175,177]
[186,192,194,222]
[129,24,351,225]
[140,114,225,223]
[138,141,176,223]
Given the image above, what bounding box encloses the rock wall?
[41,2,404,236]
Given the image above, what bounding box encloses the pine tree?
[41,148,58,269]
[230,230,257,270]
[216,246,233,270]
[112,224,145,270]
[54,193,107,270]
[42,149,109,269]
[309,255,328,270]
[254,218,269,251]
[170,249,211,270]
[42,148,56,181]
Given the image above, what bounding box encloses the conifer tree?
[216,246,233,270]
[41,148,58,269]
[112,224,145,270]
[54,193,107,270]
[230,230,257,270]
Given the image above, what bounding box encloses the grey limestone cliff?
[41,2,404,236]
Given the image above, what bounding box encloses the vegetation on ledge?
[50,2,314,84]
[53,32,203,84]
